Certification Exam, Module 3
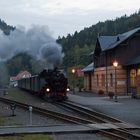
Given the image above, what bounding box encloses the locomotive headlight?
[66,88,70,92]
[46,88,50,92]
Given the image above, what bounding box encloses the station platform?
[67,93,140,127]
[0,122,139,136]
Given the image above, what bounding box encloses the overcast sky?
[0,0,140,38]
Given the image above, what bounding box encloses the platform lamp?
[72,68,76,94]
[113,60,118,102]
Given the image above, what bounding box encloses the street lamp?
[72,69,75,74]
[72,68,76,94]
[113,60,118,102]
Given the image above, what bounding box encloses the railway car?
[18,68,69,101]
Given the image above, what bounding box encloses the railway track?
[56,101,121,123]
[0,97,140,140]
[55,101,140,140]
[0,97,92,124]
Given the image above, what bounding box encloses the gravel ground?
[0,88,110,140]
[0,102,63,126]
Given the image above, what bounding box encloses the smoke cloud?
[0,62,9,87]
[0,25,64,69]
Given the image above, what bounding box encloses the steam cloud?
[0,25,64,69]
[0,62,9,87]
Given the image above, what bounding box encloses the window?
[137,69,140,75]
[130,69,136,87]
[101,74,105,87]
[97,75,99,86]
[110,73,113,87]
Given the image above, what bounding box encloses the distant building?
[76,69,84,77]
[16,71,31,80]
[10,76,18,87]
[10,71,31,87]
[83,27,140,95]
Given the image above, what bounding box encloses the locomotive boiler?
[18,68,69,101]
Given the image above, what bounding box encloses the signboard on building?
[117,80,126,85]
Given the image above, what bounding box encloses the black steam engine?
[18,68,69,101]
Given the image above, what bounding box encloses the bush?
[98,90,104,95]
[108,92,114,99]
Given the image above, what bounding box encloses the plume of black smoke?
[39,42,63,69]
[0,25,64,70]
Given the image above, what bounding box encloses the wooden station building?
[83,27,140,95]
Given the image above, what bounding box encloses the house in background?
[83,27,140,95]
[16,71,31,80]
[10,70,31,87]
[82,62,94,91]
[10,76,18,87]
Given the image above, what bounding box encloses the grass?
[4,88,30,101]
[6,88,25,98]
[0,116,5,125]
[0,134,53,140]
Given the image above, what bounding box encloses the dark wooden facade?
[83,27,140,95]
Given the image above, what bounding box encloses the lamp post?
[72,68,76,94]
[113,60,118,102]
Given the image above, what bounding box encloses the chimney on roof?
[97,33,100,37]
[117,36,120,41]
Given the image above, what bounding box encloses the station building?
[83,27,140,95]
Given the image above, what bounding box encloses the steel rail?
[56,101,140,140]
[0,97,93,124]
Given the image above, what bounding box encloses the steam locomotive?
[18,68,69,101]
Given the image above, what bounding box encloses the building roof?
[15,70,31,80]
[98,36,117,51]
[125,55,140,66]
[10,76,18,81]
[98,27,140,51]
[82,62,94,72]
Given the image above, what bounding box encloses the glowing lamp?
[113,61,118,67]
[72,69,75,74]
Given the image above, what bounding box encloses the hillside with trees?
[6,53,33,76]
[57,10,140,67]
[0,19,15,35]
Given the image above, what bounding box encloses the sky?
[0,0,140,38]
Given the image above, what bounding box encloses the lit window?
[137,69,140,75]
[130,69,136,87]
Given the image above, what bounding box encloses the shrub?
[98,90,104,95]
[108,92,114,99]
